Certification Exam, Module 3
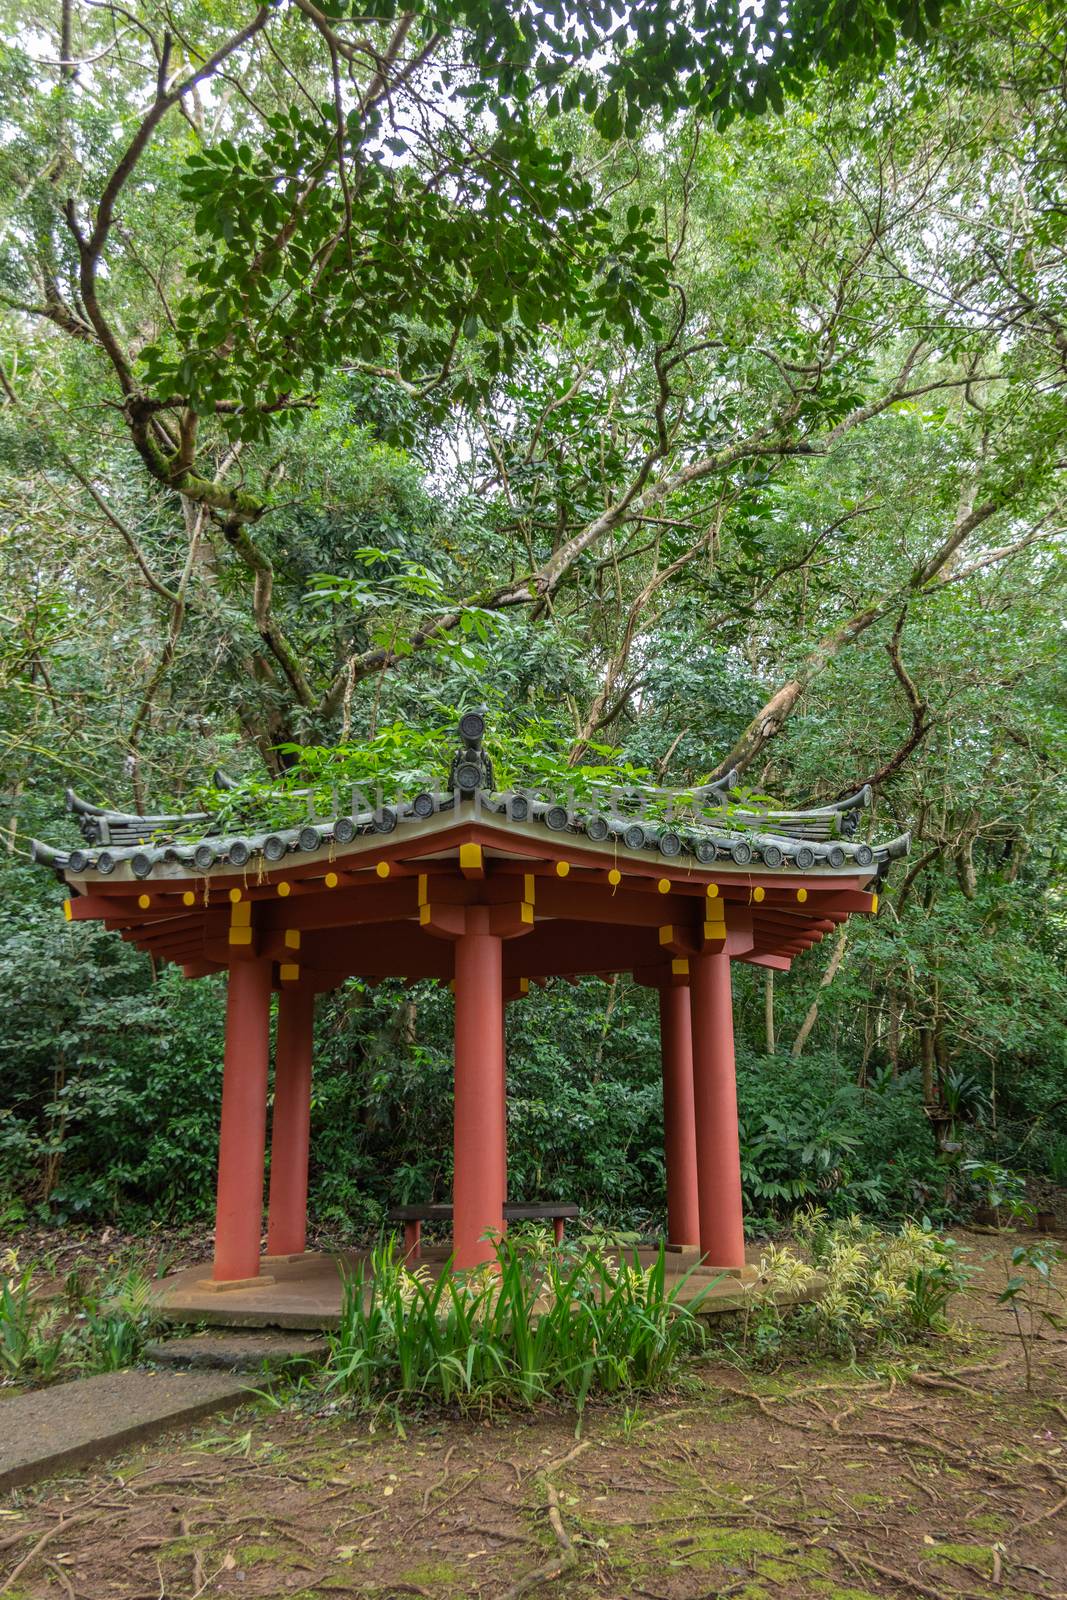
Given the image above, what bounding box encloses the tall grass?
[325,1236,711,1419]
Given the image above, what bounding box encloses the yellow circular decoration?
[556,861,570,878]
[277,881,291,898]
[796,887,808,903]
[137,894,151,910]
[375,861,390,879]
[657,878,671,895]
[753,886,765,903]
[608,868,622,886]
[706,883,719,899]
[324,871,339,889]
[182,891,195,907]
[229,888,242,904]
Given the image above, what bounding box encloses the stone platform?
[150,1245,804,1331]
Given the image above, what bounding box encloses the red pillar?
[501,1007,509,1216]
[690,950,746,1269]
[213,959,273,1281]
[659,982,700,1248]
[453,907,505,1269]
[266,984,315,1258]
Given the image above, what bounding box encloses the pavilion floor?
[150,1244,819,1331]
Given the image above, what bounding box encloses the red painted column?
[453,907,505,1269]
[690,950,746,1269]
[266,984,315,1258]
[501,1008,509,1218]
[213,959,273,1281]
[659,982,700,1249]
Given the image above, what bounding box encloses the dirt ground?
[2,1231,1065,1600]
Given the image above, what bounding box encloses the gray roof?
[30,715,910,883]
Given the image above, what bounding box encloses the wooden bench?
[387,1203,580,1261]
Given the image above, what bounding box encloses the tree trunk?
[791,929,848,1058]
[713,488,1003,780]
[764,969,776,1056]
[919,1028,936,1108]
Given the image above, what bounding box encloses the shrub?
[73,1265,163,1372]
[324,1233,710,1419]
[0,1252,165,1385]
[0,1261,70,1382]
[727,1208,969,1365]
[736,1052,945,1225]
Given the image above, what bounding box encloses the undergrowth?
[322,1232,711,1421]
[0,1248,166,1385]
[724,1208,970,1366]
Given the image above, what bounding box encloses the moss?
[391,1560,464,1586]
[757,1557,800,1582]
[670,1526,788,1570]
[812,1587,880,1600]
[235,1540,307,1569]
[926,1541,996,1575]
[968,1512,1010,1535]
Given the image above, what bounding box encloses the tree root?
[835,1541,968,1600]
[43,1558,76,1600]
[503,1481,578,1600]
[1,1511,101,1594]
[721,1386,817,1429]
[900,1463,941,1503]
[408,1466,481,1530]
[1017,1490,1067,1529]
[544,1438,591,1476]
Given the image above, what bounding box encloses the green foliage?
[0,1265,70,1382]
[0,1253,164,1386]
[960,1160,1031,1221]
[73,1264,162,1373]
[737,1051,944,1223]
[324,1233,708,1418]
[731,1212,970,1365]
[996,1239,1064,1390]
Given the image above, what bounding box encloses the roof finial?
[450,708,494,797]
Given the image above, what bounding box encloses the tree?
[1,0,951,751]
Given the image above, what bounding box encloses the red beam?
[737,952,793,971]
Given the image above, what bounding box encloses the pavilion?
[31,715,909,1291]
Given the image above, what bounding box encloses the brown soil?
[2,1231,1064,1600]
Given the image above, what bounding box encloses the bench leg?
[403,1220,422,1263]
[553,1216,565,1247]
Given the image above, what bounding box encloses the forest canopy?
[0,0,1064,1233]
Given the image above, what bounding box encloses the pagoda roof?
[29,714,910,889]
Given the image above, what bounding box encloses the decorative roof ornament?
[448,708,495,797]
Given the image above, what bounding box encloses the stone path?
[144,1328,327,1372]
[0,1368,252,1492]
